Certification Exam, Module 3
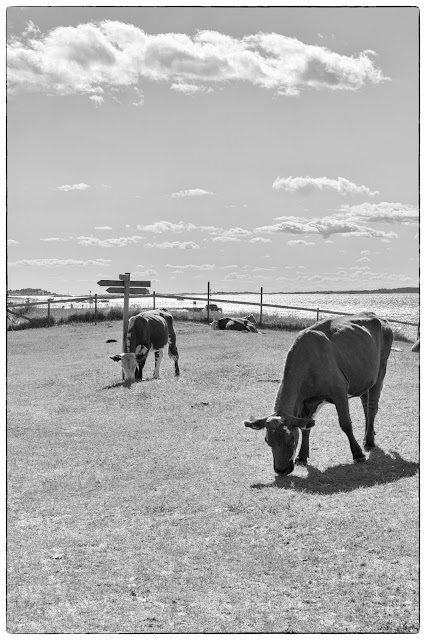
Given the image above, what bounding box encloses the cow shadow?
[251,447,418,495]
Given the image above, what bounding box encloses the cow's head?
[210,320,219,330]
[110,345,146,380]
[244,414,315,476]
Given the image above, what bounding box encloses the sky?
[6,2,420,295]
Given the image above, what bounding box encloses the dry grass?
[7,321,419,633]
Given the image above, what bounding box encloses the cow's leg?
[153,350,163,379]
[362,375,384,451]
[333,391,365,462]
[136,356,147,381]
[296,430,310,466]
[168,341,180,376]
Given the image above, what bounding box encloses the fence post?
[122,273,130,355]
[94,294,97,325]
[207,282,210,323]
[316,307,320,322]
[260,287,263,326]
[47,300,51,323]
[153,291,156,310]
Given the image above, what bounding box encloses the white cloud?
[212,236,240,243]
[40,237,71,242]
[137,220,218,234]
[287,239,316,246]
[170,83,213,95]
[94,226,113,230]
[170,189,215,198]
[255,215,398,239]
[337,202,419,224]
[145,241,200,250]
[56,183,90,191]
[356,256,371,262]
[273,176,379,197]
[132,268,158,277]
[90,95,104,107]
[165,263,215,270]
[7,239,19,246]
[9,258,111,267]
[249,237,272,243]
[76,235,144,247]
[7,22,388,101]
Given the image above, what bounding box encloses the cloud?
[356,256,371,262]
[287,239,316,246]
[94,226,113,230]
[56,183,90,191]
[165,263,215,270]
[145,241,200,250]
[337,202,419,224]
[90,95,104,107]
[212,236,241,243]
[7,22,388,101]
[76,235,143,247]
[255,215,398,239]
[273,176,379,197]
[7,239,19,246]
[170,189,215,198]
[9,258,111,267]
[40,237,71,242]
[249,237,272,243]
[137,220,218,233]
[132,268,158,277]
[170,83,213,95]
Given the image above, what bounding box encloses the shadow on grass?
[102,379,136,390]
[251,448,418,495]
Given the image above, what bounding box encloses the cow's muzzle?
[274,461,295,477]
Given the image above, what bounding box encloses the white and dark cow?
[244,312,393,476]
[210,315,258,333]
[110,310,180,381]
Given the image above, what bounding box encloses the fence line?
[7,291,419,329]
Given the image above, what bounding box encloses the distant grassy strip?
[7,306,413,342]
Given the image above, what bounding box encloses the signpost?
[97,273,151,354]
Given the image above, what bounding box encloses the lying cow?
[210,315,258,333]
[244,312,393,476]
[110,310,180,381]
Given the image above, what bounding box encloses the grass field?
[7,320,419,633]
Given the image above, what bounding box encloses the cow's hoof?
[364,443,375,452]
[355,456,367,464]
[295,458,307,466]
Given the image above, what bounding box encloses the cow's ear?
[135,344,143,355]
[244,416,270,430]
[110,355,122,362]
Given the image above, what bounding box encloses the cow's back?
[283,313,393,399]
[127,311,169,352]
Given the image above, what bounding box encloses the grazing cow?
[110,310,180,381]
[244,312,393,476]
[210,315,258,333]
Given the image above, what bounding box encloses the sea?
[8,290,419,338]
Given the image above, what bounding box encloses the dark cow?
[211,315,258,333]
[110,310,180,381]
[244,312,393,476]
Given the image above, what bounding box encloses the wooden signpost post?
[97,273,151,354]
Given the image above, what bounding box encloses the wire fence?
[7,290,419,337]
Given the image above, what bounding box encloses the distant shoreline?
[8,286,419,298]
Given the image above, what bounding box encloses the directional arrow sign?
[98,279,151,287]
[98,279,124,287]
[106,287,150,295]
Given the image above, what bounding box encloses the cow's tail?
[166,318,180,376]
